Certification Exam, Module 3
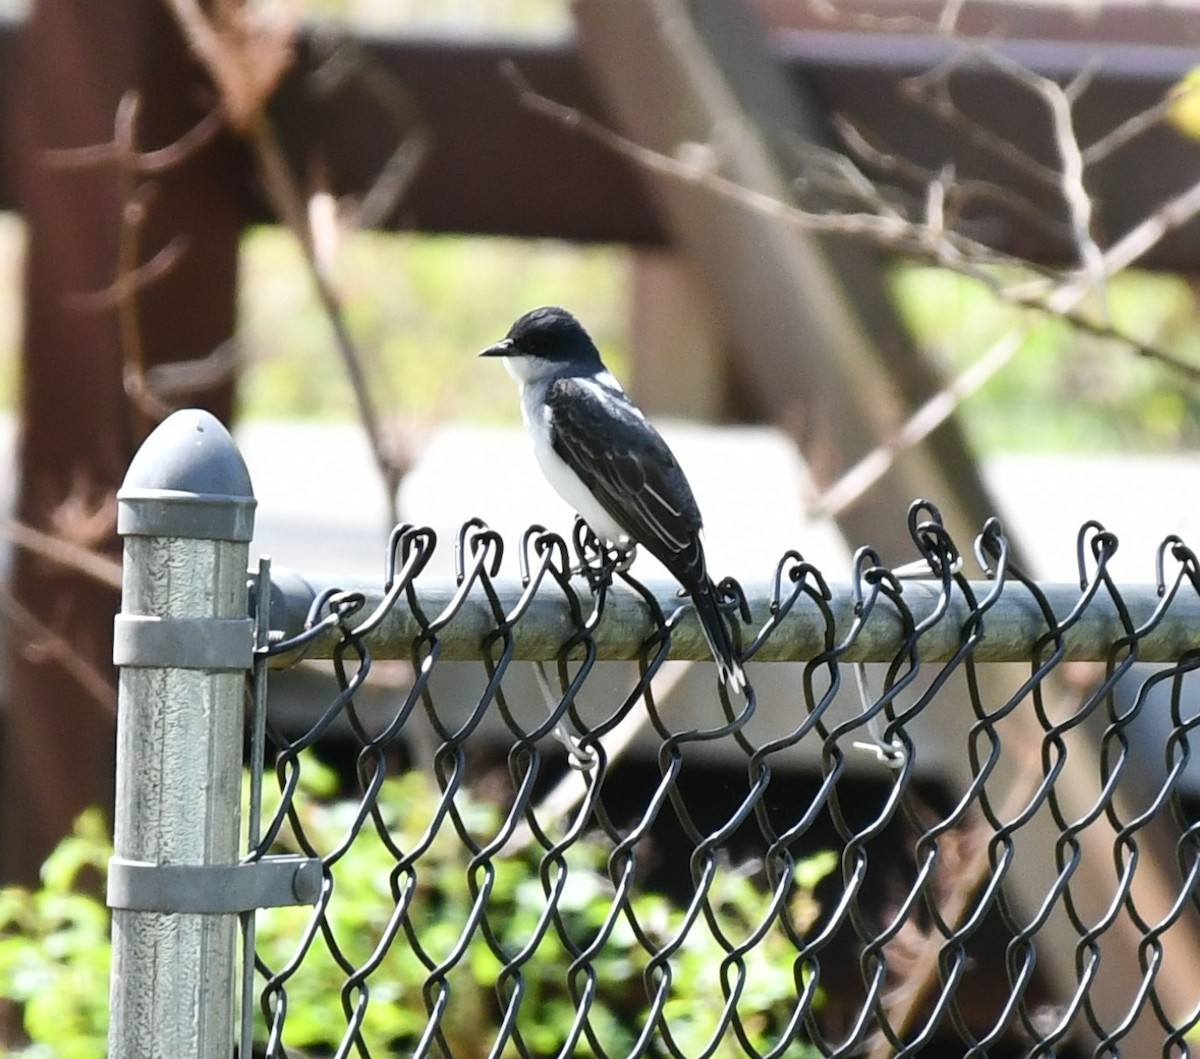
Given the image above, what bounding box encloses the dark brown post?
[3,0,246,882]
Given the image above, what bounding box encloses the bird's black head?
[479,306,603,370]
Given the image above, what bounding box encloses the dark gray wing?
[544,375,707,588]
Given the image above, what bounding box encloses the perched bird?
[480,305,746,693]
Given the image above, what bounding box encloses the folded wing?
[544,376,707,590]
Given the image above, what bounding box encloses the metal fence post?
[107,409,256,1058]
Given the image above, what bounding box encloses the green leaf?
[1169,68,1200,141]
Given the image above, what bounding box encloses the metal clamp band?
[113,614,254,670]
[117,489,257,543]
[106,855,323,914]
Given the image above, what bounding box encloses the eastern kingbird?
[481,305,746,693]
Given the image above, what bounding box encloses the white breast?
[520,384,630,547]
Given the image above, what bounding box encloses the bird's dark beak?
[479,338,514,358]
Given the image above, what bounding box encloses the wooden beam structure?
[206,22,1200,271]
[0,15,1191,264]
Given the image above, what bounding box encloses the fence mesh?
[246,505,1200,1059]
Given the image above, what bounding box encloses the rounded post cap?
[118,409,256,541]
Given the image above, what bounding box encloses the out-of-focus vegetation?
[1168,66,1200,142]
[891,266,1200,453]
[0,213,23,411]
[304,0,569,34]
[236,229,629,423]
[0,809,109,1059]
[0,765,834,1058]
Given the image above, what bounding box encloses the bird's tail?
[691,579,747,694]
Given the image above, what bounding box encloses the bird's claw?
[612,543,637,573]
[573,542,636,591]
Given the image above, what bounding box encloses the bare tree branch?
[902,57,1061,189]
[1083,91,1178,165]
[0,519,123,589]
[42,95,223,173]
[245,115,410,523]
[63,236,187,313]
[831,114,1071,240]
[505,59,1200,522]
[164,6,426,524]
[143,338,241,398]
[0,587,117,716]
[44,91,217,436]
[504,62,1035,272]
[308,34,431,231]
[162,0,297,132]
[868,768,1042,1059]
[1019,62,1106,301]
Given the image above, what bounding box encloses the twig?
[63,236,187,313]
[308,34,431,231]
[42,99,223,173]
[161,0,297,133]
[902,41,1109,306]
[46,93,223,436]
[1069,174,1200,290]
[246,114,408,523]
[832,114,1071,241]
[0,586,117,716]
[503,63,1034,273]
[1024,65,1106,304]
[143,338,241,398]
[508,64,1200,374]
[868,765,1042,1058]
[815,171,1200,517]
[814,328,1025,519]
[784,130,908,221]
[166,4,418,524]
[1082,91,1177,165]
[936,0,967,35]
[1,518,123,590]
[902,56,1061,190]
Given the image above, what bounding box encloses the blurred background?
[1,0,1200,907]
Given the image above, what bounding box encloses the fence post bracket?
[112,613,254,670]
[107,854,323,914]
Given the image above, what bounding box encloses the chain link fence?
[109,411,1200,1059]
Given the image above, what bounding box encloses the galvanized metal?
[108,409,255,1059]
[246,510,1200,1057]
[265,570,1200,667]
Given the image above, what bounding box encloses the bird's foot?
[612,543,637,573]
[574,544,635,591]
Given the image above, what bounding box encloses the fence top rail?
[262,565,1200,668]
